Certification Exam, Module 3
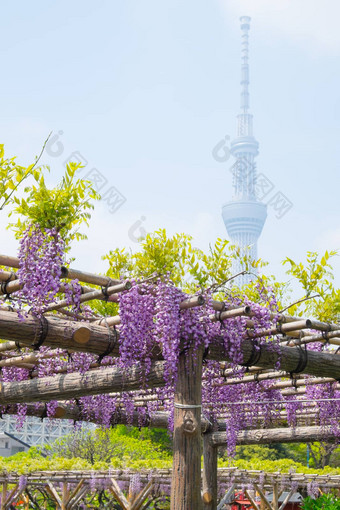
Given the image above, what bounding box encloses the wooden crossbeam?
[254,484,273,510]
[110,478,130,509]
[245,489,260,510]
[217,484,236,510]
[1,309,340,380]
[210,425,335,447]
[278,487,297,510]
[0,361,166,404]
[46,481,62,507]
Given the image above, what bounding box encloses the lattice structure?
[0,416,76,447]
[0,469,339,510]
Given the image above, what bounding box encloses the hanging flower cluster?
[17,224,64,318]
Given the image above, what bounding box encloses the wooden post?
[0,482,7,510]
[203,434,218,510]
[170,344,204,510]
[61,481,69,510]
[272,483,278,510]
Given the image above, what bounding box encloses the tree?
[42,425,172,466]
[9,162,100,252]
[283,250,340,322]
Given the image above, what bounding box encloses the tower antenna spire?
[240,16,251,112]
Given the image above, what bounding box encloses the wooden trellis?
[0,469,339,510]
[1,253,340,509]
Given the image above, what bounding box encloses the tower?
[222,16,267,284]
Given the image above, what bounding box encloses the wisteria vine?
[0,228,339,470]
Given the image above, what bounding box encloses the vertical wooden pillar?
[61,481,68,510]
[0,482,7,510]
[272,483,278,510]
[203,434,218,510]
[170,344,204,510]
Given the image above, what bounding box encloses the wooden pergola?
[0,468,339,510]
[0,253,340,509]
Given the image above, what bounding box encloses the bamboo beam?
[285,330,340,348]
[203,306,251,323]
[245,320,325,339]
[210,300,324,330]
[222,366,270,377]
[217,374,338,391]
[0,278,101,301]
[44,280,131,312]
[218,371,295,386]
[0,254,120,288]
[94,295,205,327]
[266,377,337,391]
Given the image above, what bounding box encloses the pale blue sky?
[1,0,340,292]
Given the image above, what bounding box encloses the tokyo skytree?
[222,16,267,284]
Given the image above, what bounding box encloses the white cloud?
[219,0,340,54]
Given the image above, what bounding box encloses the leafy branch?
[0,134,51,211]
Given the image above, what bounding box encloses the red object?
[231,491,301,510]
[231,491,255,510]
